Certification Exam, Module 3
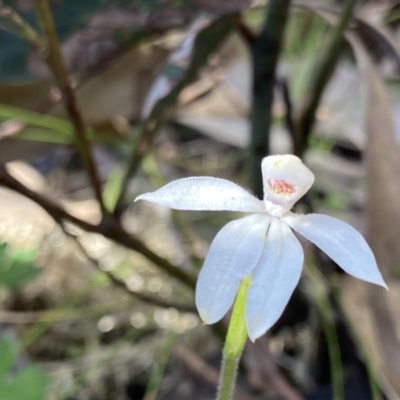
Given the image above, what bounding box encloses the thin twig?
[279,78,296,144]
[173,345,256,400]
[112,118,163,218]
[0,165,196,290]
[0,2,44,48]
[62,225,196,313]
[33,0,106,215]
[236,18,256,46]
[295,0,359,156]
[250,0,291,198]
[245,339,305,400]
[174,344,220,387]
[0,304,132,324]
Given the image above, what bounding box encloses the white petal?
[246,218,304,341]
[135,177,265,212]
[261,155,315,217]
[283,213,387,289]
[196,214,270,324]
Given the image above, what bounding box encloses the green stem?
[305,263,344,400]
[112,118,162,219]
[295,0,359,156]
[0,103,73,133]
[332,285,383,400]
[143,331,176,400]
[33,0,107,216]
[0,2,44,48]
[322,309,344,400]
[216,276,251,400]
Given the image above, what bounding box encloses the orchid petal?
[196,214,270,324]
[135,177,265,212]
[262,155,315,217]
[283,213,387,289]
[246,218,304,341]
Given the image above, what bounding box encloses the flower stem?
[216,276,251,400]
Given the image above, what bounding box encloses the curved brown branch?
[0,165,196,290]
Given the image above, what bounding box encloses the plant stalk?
[305,263,344,400]
[112,118,162,218]
[295,0,359,156]
[0,2,44,48]
[250,0,291,199]
[33,0,106,215]
[216,276,251,400]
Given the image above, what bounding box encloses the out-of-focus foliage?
[2,0,400,399]
[0,336,49,400]
[0,243,41,291]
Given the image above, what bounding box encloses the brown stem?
[236,18,256,46]
[279,78,296,144]
[33,0,106,215]
[0,165,196,290]
[250,0,291,198]
[112,118,162,219]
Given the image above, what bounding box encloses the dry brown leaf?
[51,43,169,125]
[342,33,400,399]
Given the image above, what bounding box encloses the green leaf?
[0,243,8,259]
[0,104,127,145]
[104,166,124,212]
[0,246,41,291]
[0,366,49,400]
[0,104,73,134]
[0,336,49,400]
[14,127,75,144]
[0,337,19,378]
[393,264,400,278]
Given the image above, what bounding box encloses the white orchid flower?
[135,155,387,341]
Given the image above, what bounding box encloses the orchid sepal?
[135,154,387,341]
[283,213,388,290]
[135,176,264,213]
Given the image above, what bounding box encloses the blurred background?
[1,0,400,399]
